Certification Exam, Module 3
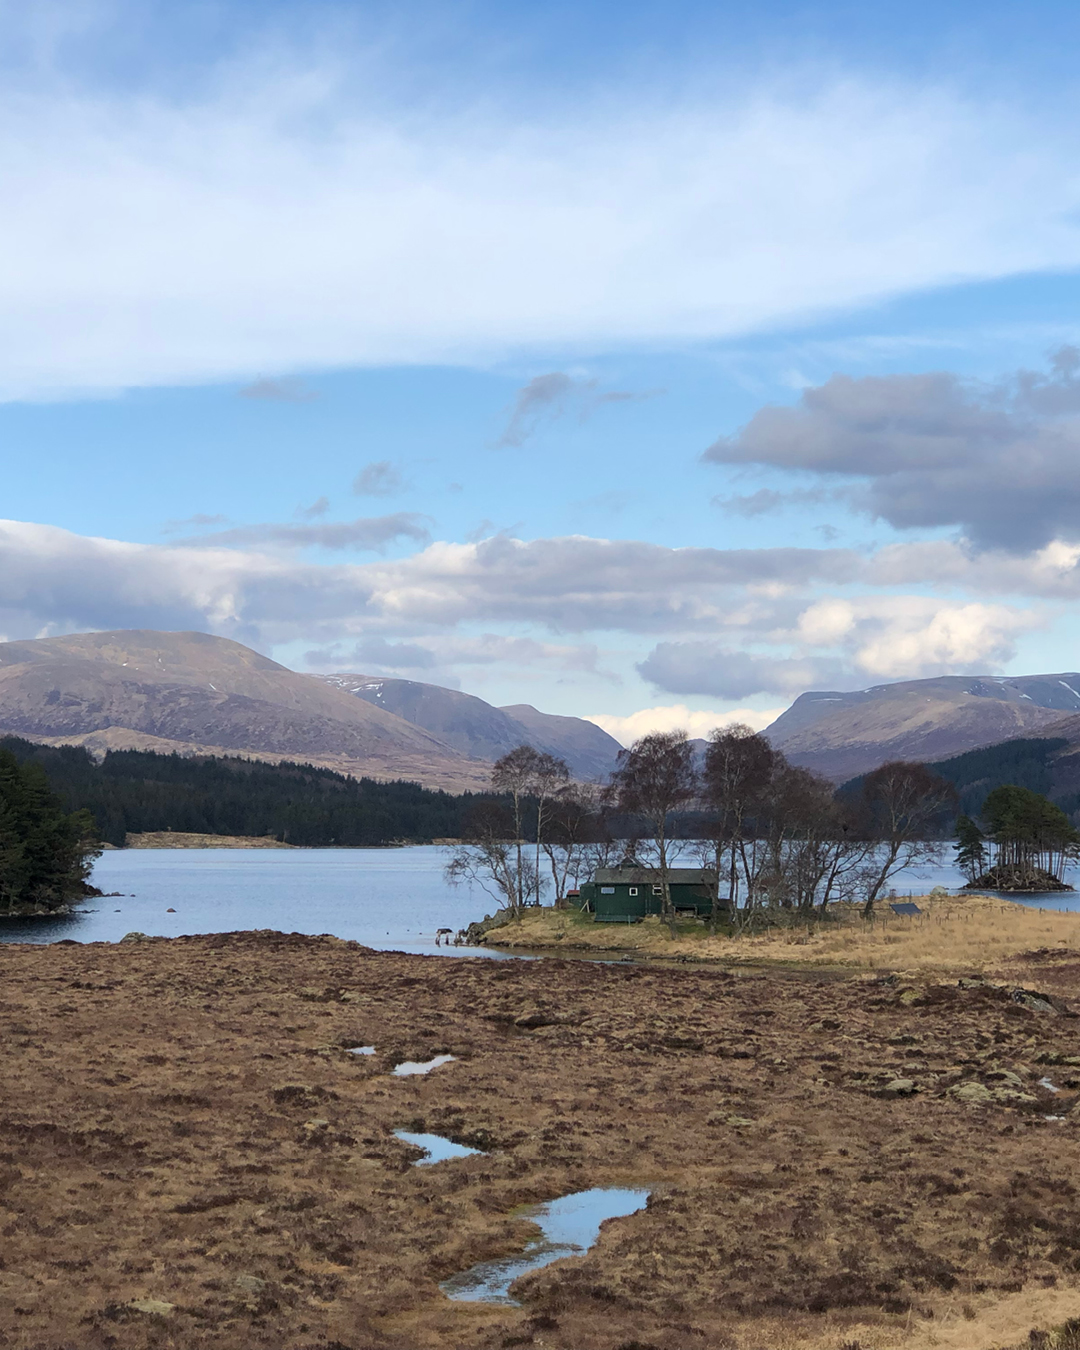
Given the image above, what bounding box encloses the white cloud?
[587,704,784,747]
[0,519,1047,700]
[2,58,1080,394]
[846,598,1041,679]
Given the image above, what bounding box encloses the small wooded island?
[956,784,1079,892]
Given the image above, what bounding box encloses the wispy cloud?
[497,373,655,447]
[295,496,330,520]
[161,512,228,534]
[3,52,1080,396]
[179,513,431,552]
[353,461,404,496]
[238,377,318,403]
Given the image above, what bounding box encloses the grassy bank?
[486,893,1080,974]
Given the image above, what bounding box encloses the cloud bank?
[0,519,1056,703]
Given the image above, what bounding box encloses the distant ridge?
[315,675,623,779]
[765,673,1080,781]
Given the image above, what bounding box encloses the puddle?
[393,1130,482,1164]
[346,1045,376,1056]
[1039,1076,1061,1093]
[392,1054,456,1077]
[440,1187,650,1304]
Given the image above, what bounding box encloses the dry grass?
[494,893,1080,975]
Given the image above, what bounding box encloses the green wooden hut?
[575,867,718,923]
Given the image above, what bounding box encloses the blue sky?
[5,0,1080,743]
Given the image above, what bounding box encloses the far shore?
[121,831,297,849]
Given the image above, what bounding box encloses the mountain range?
[764,673,1080,781]
[5,627,1080,795]
[0,630,623,791]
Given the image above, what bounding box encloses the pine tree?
[954,814,986,884]
[0,748,100,913]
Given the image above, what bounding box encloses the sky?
[6,1,1080,744]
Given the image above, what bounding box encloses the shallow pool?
[393,1130,482,1164]
[392,1054,456,1077]
[440,1187,650,1304]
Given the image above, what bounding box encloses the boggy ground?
[4,935,1080,1350]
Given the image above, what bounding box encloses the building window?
[652,885,663,896]
[600,886,615,894]
[629,887,638,896]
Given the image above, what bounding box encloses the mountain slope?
[765,673,1080,782]
[0,631,489,791]
[314,675,624,779]
[316,676,531,763]
[499,704,623,780]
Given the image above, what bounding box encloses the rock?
[166,907,176,913]
[726,1115,755,1127]
[120,932,150,943]
[514,1011,558,1029]
[991,1088,1039,1105]
[882,1079,917,1097]
[301,1118,329,1132]
[986,1069,1026,1090]
[898,988,921,1006]
[128,1298,175,1316]
[1015,982,1058,1015]
[948,1082,993,1104]
[296,986,343,1002]
[234,1275,269,1294]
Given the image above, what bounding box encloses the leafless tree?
[488,745,570,908]
[541,781,610,903]
[855,761,958,914]
[701,725,776,931]
[606,730,699,935]
[443,800,540,916]
[490,746,538,912]
[529,751,571,905]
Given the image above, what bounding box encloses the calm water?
[0,846,505,953]
[0,844,1076,951]
[441,1187,651,1304]
[393,1130,482,1165]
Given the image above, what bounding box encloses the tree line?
[0,738,501,848]
[445,729,960,928]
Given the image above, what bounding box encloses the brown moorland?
[4,930,1080,1350]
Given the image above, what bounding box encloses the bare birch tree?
[606,731,699,936]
